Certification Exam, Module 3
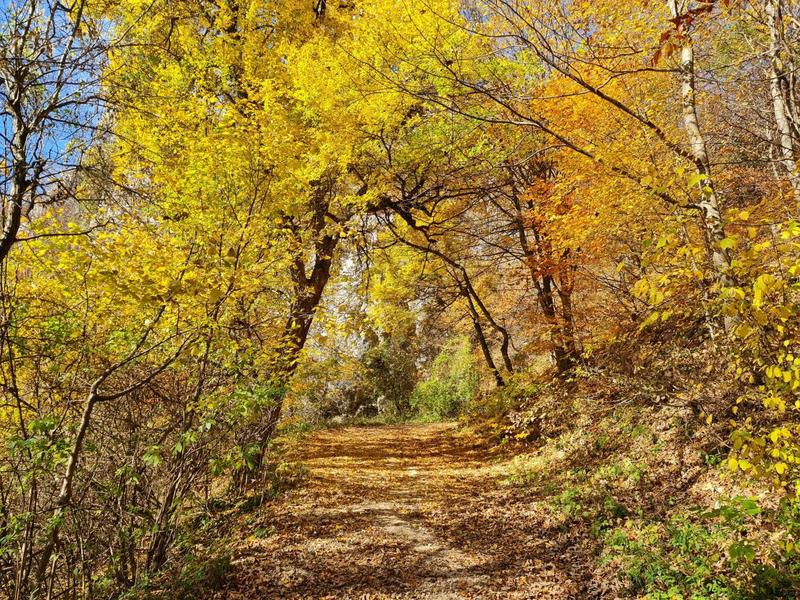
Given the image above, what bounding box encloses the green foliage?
[411,337,478,419]
[599,499,800,599]
[602,518,732,598]
[231,384,287,424]
[173,554,232,599]
[703,496,761,526]
[363,334,419,418]
[554,486,585,518]
[503,453,555,486]
[122,553,232,600]
[717,218,800,491]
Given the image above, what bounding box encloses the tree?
[0,0,110,264]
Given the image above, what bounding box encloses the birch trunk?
[765,0,800,201]
[670,2,732,293]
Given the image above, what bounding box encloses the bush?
[363,334,419,417]
[411,337,477,419]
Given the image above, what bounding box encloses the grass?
[493,390,800,598]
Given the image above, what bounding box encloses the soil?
[220,422,603,599]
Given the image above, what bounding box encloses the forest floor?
[217,422,604,599]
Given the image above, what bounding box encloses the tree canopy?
[3,0,800,597]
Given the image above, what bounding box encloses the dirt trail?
[221,423,599,599]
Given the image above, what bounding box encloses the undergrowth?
[483,330,800,598]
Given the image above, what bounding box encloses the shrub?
[411,337,478,419]
[364,334,418,417]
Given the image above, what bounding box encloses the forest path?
[221,422,598,599]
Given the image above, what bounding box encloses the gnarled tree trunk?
[231,189,339,492]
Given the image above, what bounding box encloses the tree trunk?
[765,0,800,201]
[382,196,515,374]
[464,281,514,374]
[462,285,505,387]
[671,9,733,293]
[510,191,576,373]
[35,390,98,591]
[231,199,339,492]
[557,286,578,364]
[541,275,575,374]
[0,118,32,265]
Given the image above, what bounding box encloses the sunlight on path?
[221,423,596,599]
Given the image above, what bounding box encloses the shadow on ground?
[218,423,603,599]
